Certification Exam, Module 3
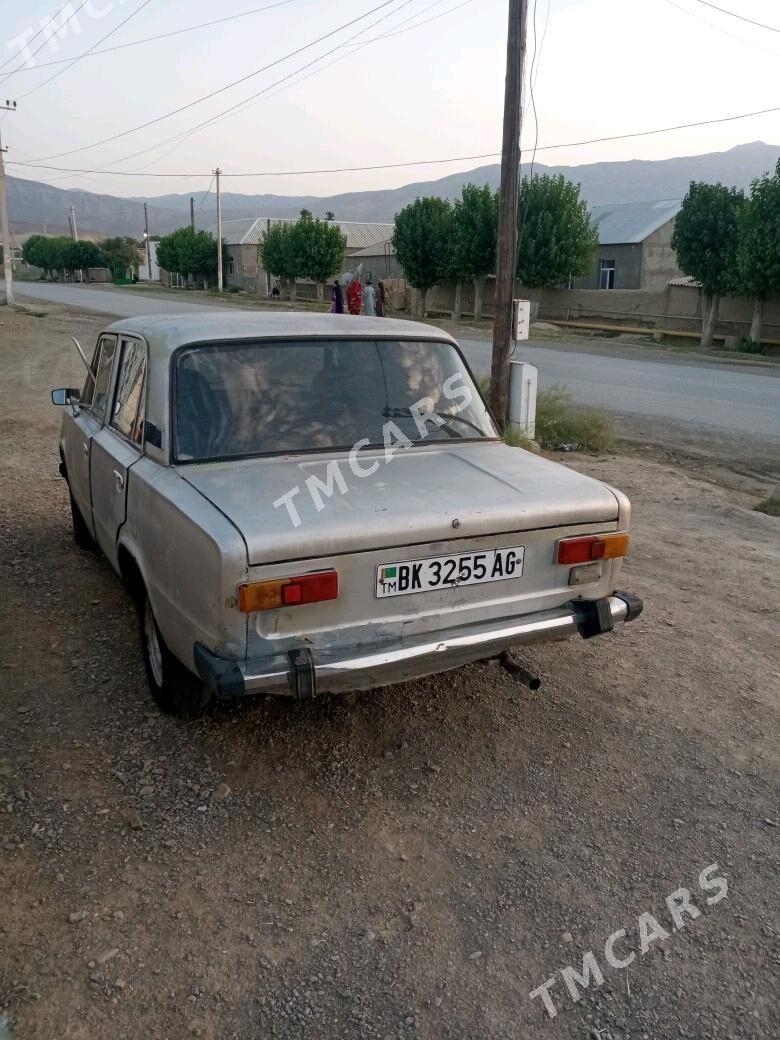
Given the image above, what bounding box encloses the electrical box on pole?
[513,299,531,341]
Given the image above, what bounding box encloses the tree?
[299,208,313,220]
[392,197,454,315]
[296,216,347,300]
[23,234,52,277]
[101,236,140,280]
[736,160,780,345]
[325,210,335,221]
[259,222,300,300]
[672,181,745,347]
[156,227,219,288]
[515,174,598,297]
[449,184,498,320]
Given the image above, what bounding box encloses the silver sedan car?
[53,312,642,715]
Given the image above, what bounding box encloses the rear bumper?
[194,592,643,700]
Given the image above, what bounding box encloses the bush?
[739,337,764,354]
[481,380,614,453]
[534,387,614,452]
[754,493,780,517]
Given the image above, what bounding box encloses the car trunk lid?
[178,442,619,566]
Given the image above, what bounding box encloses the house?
[217,217,395,293]
[574,199,684,292]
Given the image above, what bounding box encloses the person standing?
[331,279,344,313]
[376,280,387,317]
[363,279,376,317]
[346,276,362,315]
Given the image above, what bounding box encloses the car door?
[90,336,147,570]
[62,333,118,537]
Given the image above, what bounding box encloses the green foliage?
[737,159,780,303]
[738,337,764,354]
[392,196,454,292]
[259,222,300,281]
[296,217,347,284]
[515,175,598,288]
[672,181,745,297]
[101,236,140,280]
[534,387,614,452]
[22,235,105,276]
[260,216,347,285]
[449,184,498,282]
[754,494,780,517]
[156,227,218,283]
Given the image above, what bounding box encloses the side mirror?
[52,388,81,414]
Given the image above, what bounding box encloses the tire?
[140,593,212,717]
[70,493,96,551]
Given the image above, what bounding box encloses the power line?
[664,0,780,54]
[54,0,419,175]
[26,0,399,162]
[9,100,780,180]
[4,0,300,73]
[691,0,780,33]
[0,0,79,74]
[0,1,92,86]
[14,0,426,185]
[18,0,155,101]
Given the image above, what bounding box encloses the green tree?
[392,196,454,315]
[156,227,218,288]
[515,174,598,293]
[672,181,745,347]
[296,216,347,300]
[101,236,140,280]
[325,210,335,221]
[259,222,300,300]
[449,184,498,320]
[22,234,52,277]
[736,160,780,346]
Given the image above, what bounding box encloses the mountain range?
[7,141,779,240]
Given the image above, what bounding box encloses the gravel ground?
[1,305,778,1040]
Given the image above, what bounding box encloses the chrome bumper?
[194,592,642,700]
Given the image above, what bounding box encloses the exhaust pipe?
[499,651,542,690]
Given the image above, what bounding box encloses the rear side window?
[91,336,117,423]
[111,339,147,446]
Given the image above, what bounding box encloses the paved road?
[7,280,780,464]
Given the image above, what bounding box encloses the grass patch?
[535,387,614,452]
[479,379,614,454]
[754,494,780,517]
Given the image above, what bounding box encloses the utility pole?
[190,196,195,231]
[0,99,18,306]
[489,0,528,427]
[215,167,223,292]
[143,202,152,280]
[69,205,79,241]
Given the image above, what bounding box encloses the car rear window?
[174,338,496,462]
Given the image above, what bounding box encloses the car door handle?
[112,469,125,489]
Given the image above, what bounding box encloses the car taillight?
[238,570,339,612]
[556,532,629,565]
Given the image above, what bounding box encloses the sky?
[1,0,779,199]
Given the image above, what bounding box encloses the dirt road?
[1,305,778,1040]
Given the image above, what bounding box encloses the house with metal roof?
[216,216,395,293]
[574,199,684,292]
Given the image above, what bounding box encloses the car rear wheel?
[141,594,212,717]
[70,493,96,551]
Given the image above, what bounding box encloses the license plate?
[376,546,525,599]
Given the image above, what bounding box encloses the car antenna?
[71,337,96,381]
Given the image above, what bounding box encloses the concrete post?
[508,361,537,440]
